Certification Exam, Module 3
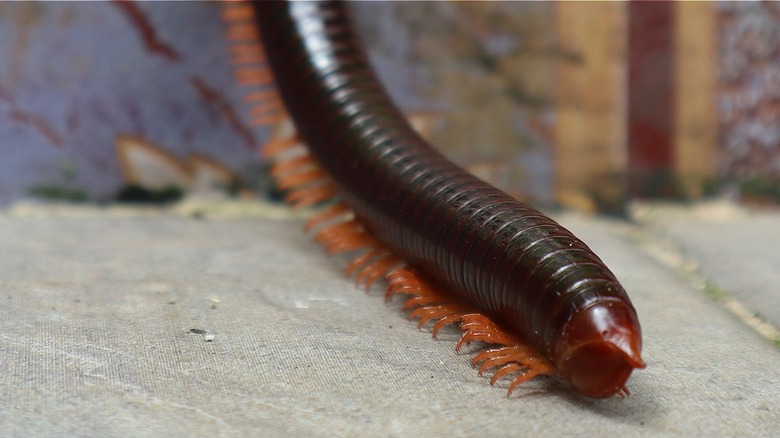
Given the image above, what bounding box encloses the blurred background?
[0,1,777,214]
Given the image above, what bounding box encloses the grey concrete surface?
[633,201,780,332]
[1,200,779,437]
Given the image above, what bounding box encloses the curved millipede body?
[239,1,645,398]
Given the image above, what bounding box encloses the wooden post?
[674,1,717,197]
[555,2,628,214]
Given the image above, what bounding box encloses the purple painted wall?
[0,2,265,203]
[0,2,558,206]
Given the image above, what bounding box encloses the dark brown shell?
[252,0,644,398]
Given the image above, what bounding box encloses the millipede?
[222,0,645,399]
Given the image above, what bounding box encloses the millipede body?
[241,1,645,398]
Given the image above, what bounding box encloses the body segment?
[252,1,644,398]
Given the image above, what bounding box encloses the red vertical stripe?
[628,1,675,196]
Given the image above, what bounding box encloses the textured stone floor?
[1,199,778,437]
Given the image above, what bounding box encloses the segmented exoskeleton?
[227,0,645,398]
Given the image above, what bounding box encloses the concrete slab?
[632,201,780,337]
[1,200,779,436]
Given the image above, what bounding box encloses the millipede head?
[554,301,645,399]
